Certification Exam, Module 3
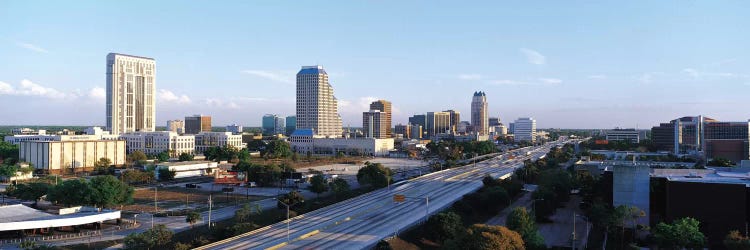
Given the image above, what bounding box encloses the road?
[196,140,572,250]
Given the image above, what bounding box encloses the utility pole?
[208,194,213,229]
[572,212,577,250]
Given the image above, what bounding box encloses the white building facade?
[119,131,195,157]
[296,65,343,138]
[18,139,126,173]
[290,129,394,156]
[106,53,156,135]
[194,132,245,154]
[166,120,185,134]
[513,117,537,143]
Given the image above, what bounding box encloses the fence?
[0,218,138,246]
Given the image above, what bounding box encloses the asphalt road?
[195,140,572,250]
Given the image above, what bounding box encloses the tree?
[10,182,50,206]
[156,151,170,162]
[330,178,350,198]
[93,157,112,174]
[174,242,193,250]
[235,203,262,223]
[186,211,201,228]
[277,190,304,209]
[506,207,545,250]
[158,167,176,181]
[707,157,734,167]
[652,217,706,249]
[445,224,525,250]
[309,174,329,197]
[178,152,194,162]
[0,141,19,164]
[374,240,393,250]
[47,178,92,207]
[127,151,148,167]
[263,140,292,159]
[229,222,259,236]
[238,149,251,162]
[725,230,750,250]
[123,224,173,250]
[89,175,134,208]
[425,211,463,244]
[0,164,19,177]
[356,162,392,189]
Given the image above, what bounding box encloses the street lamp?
[275,198,292,244]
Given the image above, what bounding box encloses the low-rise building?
[226,124,243,134]
[119,131,195,157]
[154,161,218,180]
[195,132,245,154]
[289,129,394,156]
[18,139,126,173]
[605,128,641,143]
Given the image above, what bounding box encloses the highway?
[196,140,571,250]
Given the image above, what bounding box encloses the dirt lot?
[123,186,264,213]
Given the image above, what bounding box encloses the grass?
[124,186,264,213]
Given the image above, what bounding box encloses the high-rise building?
[514,117,536,142]
[185,115,211,134]
[363,110,388,138]
[444,110,461,134]
[471,91,489,135]
[166,120,185,134]
[369,100,392,138]
[489,117,501,127]
[226,124,243,134]
[394,124,410,139]
[106,53,156,134]
[426,112,452,137]
[286,116,297,135]
[410,124,423,139]
[651,116,749,162]
[296,65,343,138]
[409,115,426,131]
[262,114,285,135]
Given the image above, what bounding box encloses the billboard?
[214,169,247,184]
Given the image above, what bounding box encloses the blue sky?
[1,1,749,129]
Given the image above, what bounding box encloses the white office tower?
[106,53,156,135]
[295,65,343,138]
[471,91,489,135]
[514,117,537,143]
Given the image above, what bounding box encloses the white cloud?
[588,75,607,80]
[520,48,546,65]
[158,89,191,104]
[16,42,48,53]
[241,70,293,83]
[88,87,106,100]
[539,78,562,84]
[204,98,240,109]
[4,79,67,98]
[682,68,746,79]
[458,74,482,80]
[0,81,14,94]
[634,72,662,84]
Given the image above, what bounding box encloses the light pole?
[133,214,138,227]
[208,194,213,229]
[275,198,291,244]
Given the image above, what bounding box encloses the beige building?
[18,140,126,173]
[369,100,392,138]
[194,132,245,154]
[296,65,343,138]
[119,131,195,157]
[426,111,452,137]
[290,129,394,156]
[185,115,212,134]
[166,120,185,134]
[106,53,156,135]
[363,110,389,139]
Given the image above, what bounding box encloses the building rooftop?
[157,161,215,166]
[298,65,327,75]
[107,52,155,60]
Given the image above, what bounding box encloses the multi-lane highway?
[196,140,571,250]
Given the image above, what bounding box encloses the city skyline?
[2,1,750,129]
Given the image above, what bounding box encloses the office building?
[106,53,156,135]
[651,116,749,162]
[409,114,427,129]
[489,117,501,127]
[508,122,515,135]
[369,100,392,138]
[426,112,452,138]
[513,117,536,143]
[410,124,423,139]
[226,124,243,134]
[194,132,245,154]
[166,120,185,134]
[363,110,388,139]
[703,121,749,163]
[286,116,297,135]
[119,131,195,157]
[262,114,285,135]
[605,128,641,143]
[394,124,410,139]
[185,115,211,134]
[457,121,471,134]
[289,129,393,157]
[471,91,489,135]
[296,65,343,138]
[11,128,45,135]
[18,139,126,173]
[444,110,461,134]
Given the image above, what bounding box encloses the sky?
[1,1,749,129]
